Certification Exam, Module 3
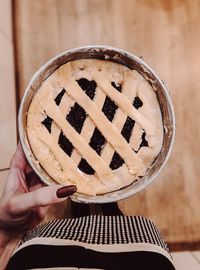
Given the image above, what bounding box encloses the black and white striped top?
[7,215,175,270]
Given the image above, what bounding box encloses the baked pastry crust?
[27,59,163,195]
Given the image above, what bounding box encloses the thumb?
[9,185,77,215]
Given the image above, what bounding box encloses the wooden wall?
[13,0,200,250]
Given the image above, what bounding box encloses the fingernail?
[56,185,77,198]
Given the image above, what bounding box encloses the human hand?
[0,143,77,232]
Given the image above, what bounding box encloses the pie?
[27,59,163,196]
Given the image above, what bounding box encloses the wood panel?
[0,0,17,169]
[13,0,200,249]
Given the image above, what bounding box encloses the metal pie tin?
[18,45,175,203]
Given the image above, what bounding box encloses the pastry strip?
[71,86,107,164]
[101,70,141,162]
[28,126,96,195]
[51,92,74,141]
[93,70,154,135]
[38,83,121,185]
[35,128,89,185]
[58,65,146,176]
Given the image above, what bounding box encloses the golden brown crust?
[27,59,163,195]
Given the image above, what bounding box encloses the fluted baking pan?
[18,45,175,203]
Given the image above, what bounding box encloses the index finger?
[9,185,77,214]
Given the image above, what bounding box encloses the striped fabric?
[7,215,175,270]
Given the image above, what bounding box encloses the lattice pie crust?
[27,59,163,195]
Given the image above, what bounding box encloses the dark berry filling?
[58,131,73,156]
[55,89,65,105]
[41,115,52,133]
[102,96,118,121]
[109,117,135,169]
[79,82,121,174]
[66,103,86,133]
[41,78,148,175]
[121,117,135,142]
[42,89,65,132]
[78,128,106,175]
[109,152,124,170]
[78,159,95,175]
[140,132,149,148]
[77,78,96,99]
[89,128,106,155]
[133,96,143,109]
[58,79,97,158]
[111,82,122,92]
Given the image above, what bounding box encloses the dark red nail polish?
[56,185,77,198]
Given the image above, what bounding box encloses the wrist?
[0,204,21,254]
[0,230,22,269]
[0,229,11,248]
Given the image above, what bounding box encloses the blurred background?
[0,0,200,268]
